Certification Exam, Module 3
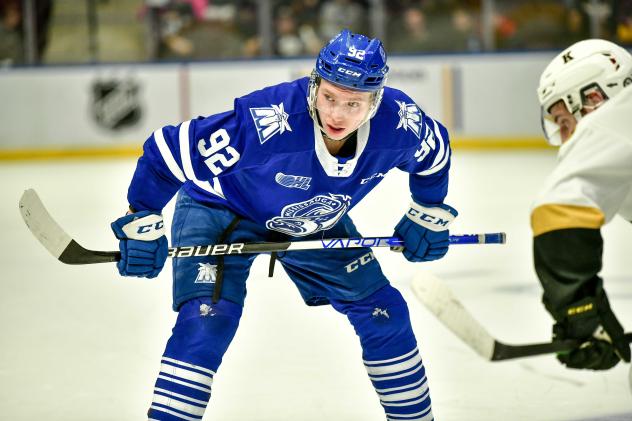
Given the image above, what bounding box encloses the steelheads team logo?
[250,102,291,144]
[395,100,423,139]
[91,78,142,131]
[266,194,351,236]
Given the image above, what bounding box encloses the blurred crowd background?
[1,0,631,65]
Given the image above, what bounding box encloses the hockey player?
[111,29,455,420]
[533,39,632,371]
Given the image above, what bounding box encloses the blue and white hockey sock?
[331,285,433,421]
[364,347,431,421]
[148,298,242,420]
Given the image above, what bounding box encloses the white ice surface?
[1,151,631,420]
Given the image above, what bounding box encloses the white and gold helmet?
[537,39,632,145]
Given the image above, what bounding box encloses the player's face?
[315,79,372,140]
[548,100,577,144]
[580,88,606,116]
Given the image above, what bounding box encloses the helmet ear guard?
[537,39,632,145]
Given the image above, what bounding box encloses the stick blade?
[411,270,496,361]
[19,189,72,260]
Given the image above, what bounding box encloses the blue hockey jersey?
[128,77,451,237]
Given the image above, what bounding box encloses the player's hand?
[111,210,168,278]
[393,201,458,262]
[553,290,630,370]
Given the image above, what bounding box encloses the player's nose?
[330,105,345,122]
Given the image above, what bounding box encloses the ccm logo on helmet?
[338,67,362,78]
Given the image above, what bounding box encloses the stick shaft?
[19,188,505,265]
[167,233,505,258]
[54,234,505,264]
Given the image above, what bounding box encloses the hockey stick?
[411,271,632,361]
[19,188,505,265]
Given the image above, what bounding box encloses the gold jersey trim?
[531,204,605,237]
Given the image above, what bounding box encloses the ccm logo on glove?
[406,202,456,231]
[120,214,165,241]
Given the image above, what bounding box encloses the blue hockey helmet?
[308,30,389,135]
[315,29,389,92]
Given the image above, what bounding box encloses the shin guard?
[148,298,242,420]
[331,285,433,421]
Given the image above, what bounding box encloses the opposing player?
[532,39,632,370]
[111,29,455,420]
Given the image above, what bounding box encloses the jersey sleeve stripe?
[178,120,226,199]
[416,119,450,176]
[153,128,186,183]
[429,119,446,167]
[531,204,605,236]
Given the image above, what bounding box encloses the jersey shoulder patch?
[250,102,292,144]
[394,99,424,139]
[238,78,309,145]
[378,88,426,141]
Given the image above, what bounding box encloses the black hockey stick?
[411,271,632,361]
[19,188,505,265]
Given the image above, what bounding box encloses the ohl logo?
[275,172,311,190]
[250,103,292,144]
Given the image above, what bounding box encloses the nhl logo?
[91,78,142,131]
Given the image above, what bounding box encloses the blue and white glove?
[111,210,168,278]
[393,201,458,262]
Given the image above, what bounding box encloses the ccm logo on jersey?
[361,172,385,184]
[338,67,362,78]
[345,251,375,273]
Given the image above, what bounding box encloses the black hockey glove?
[553,289,630,370]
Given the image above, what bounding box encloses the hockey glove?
[393,201,458,262]
[553,289,630,370]
[111,210,168,278]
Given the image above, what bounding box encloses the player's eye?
[347,101,359,108]
[324,94,335,102]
